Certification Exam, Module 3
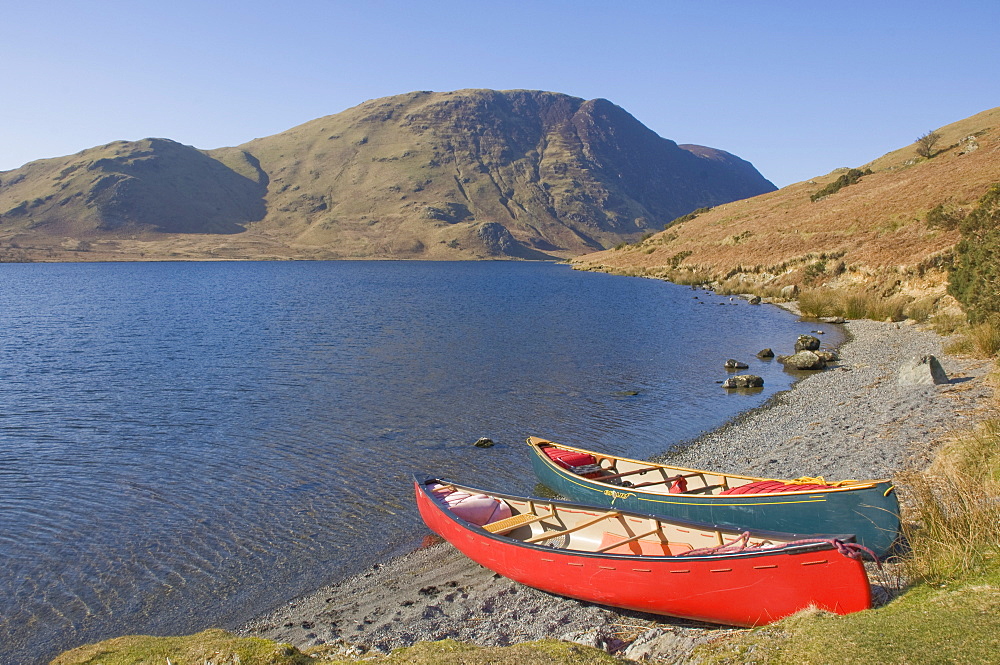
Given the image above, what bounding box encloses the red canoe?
[414,476,873,627]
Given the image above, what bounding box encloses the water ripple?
[0,261,842,664]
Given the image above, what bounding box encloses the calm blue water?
[0,261,842,663]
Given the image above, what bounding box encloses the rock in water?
[777,351,826,370]
[724,359,749,369]
[473,437,495,448]
[794,334,821,352]
[756,348,774,359]
[897,355,949,385]
[722,375,764,389]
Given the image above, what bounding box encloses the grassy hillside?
[0,90,775,262]
[574,106,1000,310]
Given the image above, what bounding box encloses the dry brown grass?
[797,287,910,321]
[899,418,1000,583]
[946,317,1000,357]
[575,107,1000,298]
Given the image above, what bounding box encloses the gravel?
[239,318,994,662]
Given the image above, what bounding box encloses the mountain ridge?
[0,89,775,262]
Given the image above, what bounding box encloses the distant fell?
[0,138,266,237]
[0,89,775,262]
[574,106,1000,308]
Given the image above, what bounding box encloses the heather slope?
[0,90,775,262]
[574,106,1000,303]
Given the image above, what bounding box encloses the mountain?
[573,106,1000,306]
[0,89,775,262]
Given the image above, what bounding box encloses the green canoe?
[527,436,901,557]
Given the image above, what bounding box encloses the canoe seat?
[483,512,548,534]
[542,446,604,478]
[721,480,833,495]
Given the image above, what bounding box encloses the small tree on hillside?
[915,130,942,158]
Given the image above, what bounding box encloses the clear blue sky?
[2,0,997,187]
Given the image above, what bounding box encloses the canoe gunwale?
[526,437,892,499]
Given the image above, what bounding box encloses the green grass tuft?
[944,316,1000,358]
[51,633,620,665]
[50,629,314,665]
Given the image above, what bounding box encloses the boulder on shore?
[777,351,826,370]
[815,350,839,363]
[898,355,949,385]
[722,375,764,389]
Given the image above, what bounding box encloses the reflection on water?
[0,261,842,663]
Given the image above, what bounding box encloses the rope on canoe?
[787,538,882,568]
[679,533,881,567]
[680,531,757,557]
[789,476,858,487]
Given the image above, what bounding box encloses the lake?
[0,261,842,663]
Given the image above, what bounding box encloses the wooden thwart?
[597,467,705,485]
[594,466,665,482]
[630,475,685,489]
[483,512,549,534]
[525,510,622,544]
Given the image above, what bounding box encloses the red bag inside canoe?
[542,447,603,478]
[720,480,833,495]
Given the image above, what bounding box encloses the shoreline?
[239,318,994,661]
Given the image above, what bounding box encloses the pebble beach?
[239,318,994,662]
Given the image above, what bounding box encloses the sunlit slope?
[574,106,1000,296]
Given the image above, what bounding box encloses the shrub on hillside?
[810,168,873,202]
[664,206,712,229]
[925,203,966,230]
[948,184,1000,323]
